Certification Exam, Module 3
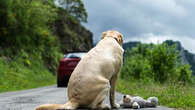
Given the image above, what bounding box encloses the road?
[0,85,175,110]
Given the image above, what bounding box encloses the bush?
[148,43,179,83]
[121,43,193,84]
[177,65,193,84]
[0,53,56,92]
[121,54,153,82]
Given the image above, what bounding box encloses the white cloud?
[126,33,195,53]
[139,0,188,17]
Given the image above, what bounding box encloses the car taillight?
[59,59,68,68]
[59,58,81,68]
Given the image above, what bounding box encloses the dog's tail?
[35,101,79,110]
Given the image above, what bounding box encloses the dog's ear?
[101,32,107,39]
[117,34,123,46]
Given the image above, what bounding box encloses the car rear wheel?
[57,75,70,87]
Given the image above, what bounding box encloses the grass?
[0,54,56,93]
[116,78,195,110]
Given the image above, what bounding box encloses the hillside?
[123,40,195,75]
[54,8,93,53]
[0,0,92,92]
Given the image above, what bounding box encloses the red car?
[57,52,86,87]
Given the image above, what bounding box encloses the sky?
[82,0,195,53]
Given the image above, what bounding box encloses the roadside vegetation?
[0,0,92,92]
[0,53,56,92]
[117,43,195,109]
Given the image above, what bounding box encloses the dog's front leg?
[109,74,120,109]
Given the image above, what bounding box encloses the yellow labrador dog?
[36,30,124,110]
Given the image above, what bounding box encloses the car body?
[57,52,86,87]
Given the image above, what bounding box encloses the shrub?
[121,54,153,82]
[121,43,193,84]
[177,65,193,84]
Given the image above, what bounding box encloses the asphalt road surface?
[0,85,175,110]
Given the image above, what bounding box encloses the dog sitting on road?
[35,30,124,110]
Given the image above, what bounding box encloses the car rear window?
[65,53,86,58]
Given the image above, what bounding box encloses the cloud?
[127,33,195,53]
[82,0,195,53]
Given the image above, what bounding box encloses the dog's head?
[101,30,123,46]
[123,95,132,103]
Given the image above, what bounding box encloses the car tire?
[57,75,70,87]
[57,79,63,87]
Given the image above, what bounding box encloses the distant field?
[116,78,195,110]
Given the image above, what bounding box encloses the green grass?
[116,78,195,110]
[0,54,56,93]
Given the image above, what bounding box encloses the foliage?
[123,40,195,76]
[0,0,92,92]
[0,0,57,48]
[121,54,153,82]
[116,78,195,109]
[57,0,88,22]
[0,54,56,92]
[54,8,92,53]
[121,43,193,84]
[177,65,193,84]
[0,0,92,74]
[0,0,60,72]
[148,43,179,83]
[184,50,195,76]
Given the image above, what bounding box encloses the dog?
[35,30,124,110]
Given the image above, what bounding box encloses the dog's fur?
[35,30,124,110]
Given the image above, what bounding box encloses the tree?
[177,65,192,84]
[0,0,57,49]
[57,0,88,22]
[121,43,193,84]
[149,43,179,83]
